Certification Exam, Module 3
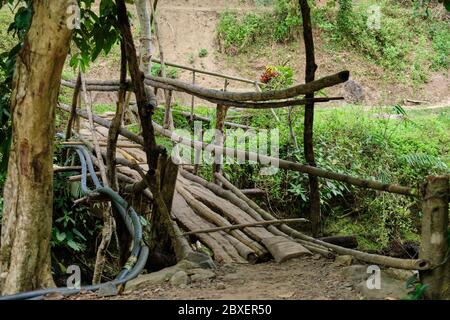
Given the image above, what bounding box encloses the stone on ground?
[170,271,189,287]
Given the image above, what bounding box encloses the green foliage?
[198,48,208,58]
[313,0,450,83]
[0,1,32,174]
[150,63,178,79]
[70,0,121,72]
[261,65,294,90]
[217,11,267,55]
[404,273,428,300]
[92,103,116,115]
[429,22,450,70]
[217,1,302,54]
[52,172,94,253]
[214,105,448,251]
[272,0,301,42]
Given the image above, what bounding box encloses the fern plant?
[402,153,448,171]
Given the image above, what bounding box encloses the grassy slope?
[217,0,450,105]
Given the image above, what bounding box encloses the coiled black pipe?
[0,145,148,300]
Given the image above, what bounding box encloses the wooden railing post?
[190,71,196,123]
[419,175,449,300]
[213,104,228,184]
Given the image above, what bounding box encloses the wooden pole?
[190,71,196,122]
[213,104,228,184]
[183,218,307,236]
[58,103,417,197]
[299,0,321,237]
[419,175,449,299]
[254,82,280,122]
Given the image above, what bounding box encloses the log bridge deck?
[76,116,313,265]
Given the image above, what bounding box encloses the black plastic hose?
[0,145,148,300]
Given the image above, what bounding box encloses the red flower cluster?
[260,67,280,84]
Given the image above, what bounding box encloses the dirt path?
[70,256,360,300]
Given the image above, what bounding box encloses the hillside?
[150,0,449,106]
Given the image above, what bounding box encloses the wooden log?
[58,104,416,196]
[214,172,430,270]
[176,185,268,258]
[145,71,350,102]
[172,193,248,263]
[319,236,359,249]
[184,182,274,242]
[419,176,450,299]
[241,188,265,196]
[262,236,312,263]
[179,177,312,261]
[222,233,258,264]
[53,166,82,173]
[183,219,307,236]
[213,104,228,184]
[180,170,306,243]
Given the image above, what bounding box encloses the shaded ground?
[68,256,361,300]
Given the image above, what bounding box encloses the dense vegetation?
[218,0,449,83]
[147,102,447,252]
[0,0,448,275]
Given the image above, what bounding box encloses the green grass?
[92,103,116,115]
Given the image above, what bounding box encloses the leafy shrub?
[260,65,294,90]
[217,1,302,54]
[272,0,302,42]
[222,106,448,250]
[198,48,208,58]
[313,0,449,82]
[150,63,178,79]
[217,11,267,55]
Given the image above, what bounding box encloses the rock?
[344,80,365,104]
[216,283,226,290]
[334,255,354,267]
[341,265,370,283]
[384,268,417,281]
[125,260,198,292]
[97,283,119,297]
[356,276,410,300]
[189,268,216,283]
[170,271,189,287]
[185,251,216,269]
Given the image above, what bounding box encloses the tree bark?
[299,0,321,237]
[134,0,152,74]
[106,42,127,190]
[419,176,449,300]
[116,0,178,269]
[0,1,73,295]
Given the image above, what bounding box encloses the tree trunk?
[116,0,179,270]
[419,176,449,300]
[299,0,321,237]
[134,0,152,74]
[0,1,73,295]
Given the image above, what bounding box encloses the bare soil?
[68,256,361,300]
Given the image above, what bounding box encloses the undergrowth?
[218,0,449,84]
[167,103,449,252]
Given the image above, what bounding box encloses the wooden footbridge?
[58,57,449,299]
